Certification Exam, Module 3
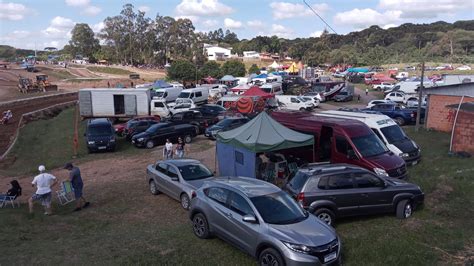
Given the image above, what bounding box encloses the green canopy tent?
[216,111,314,178]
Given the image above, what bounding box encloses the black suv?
[85,118,116,153]
[285,163,424,225]
[125,120,159,140]
[131,122,196,149]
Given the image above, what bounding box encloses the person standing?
[29,165,58,215]
[163,139,173,159]
[175,137,187,158]
[365,88,369,96]
[357,94,361,103]
[64,162,90,212]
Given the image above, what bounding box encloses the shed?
[216,112,313,178]
[445,102,474,154]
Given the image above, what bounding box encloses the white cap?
[38,165,46,172]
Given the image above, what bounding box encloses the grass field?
[0,109,473,265]
[87,66,133,75]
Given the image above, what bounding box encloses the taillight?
[191,191,197,199]
[411,112,416,118]
[296,192,305,207]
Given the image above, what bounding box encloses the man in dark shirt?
[64,162,90,212]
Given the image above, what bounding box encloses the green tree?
[167,60,197,82]
[69,23,100,59]
[248,64,260,74]
[199,61,221,78]
[221,60,246,76]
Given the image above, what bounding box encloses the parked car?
[405,96,427,108]
[147,159,214,209]
[125,119,159,140]
[299,96,320,108]
[366,103,417,126]
[333,91,353,102]
[114,116,160,137]
[85,118,116,153]
[373,82,394,91]
[176,87,210,105]
[163,110,218,135]
[131,122,196,148]
[385,91,408,104]
[456,65,471,71]
[190,104,227,119]
[285,163,424,225]
[189,176,342,265]
[276,95,314,111]
[366,99,395,109]
[152,98,196,118]
[205,117,250,139]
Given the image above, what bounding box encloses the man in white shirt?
[28,165,58,215]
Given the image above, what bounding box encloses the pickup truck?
[163,110,218,134]
[131,122,196,149]
[365,103,417,126]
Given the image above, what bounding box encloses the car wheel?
[146,140,154,149]
[259,248,284,266]
[192,213,210,239]
[396,199,413,219]
[180,193,190,210]
[184,135,192,144]
[314,208,335,226]
[149,180,160,195]
[394,117,405,126]
[193,125,200,135]
[299,107,305,111]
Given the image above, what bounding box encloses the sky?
[1,0,473,50]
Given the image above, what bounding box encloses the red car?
[114,116,160,137]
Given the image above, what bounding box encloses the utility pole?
[415,61,425,132]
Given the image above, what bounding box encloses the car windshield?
[288,172,309,191]
[261,87,272,93]
[88,125,112,136]
[351,134,389,157]
[155,91,165,97]
[178,92,190,98]
[177,164,213,181]
[338,91,348,95]
[380,125,407,143]
[251,191,308,225]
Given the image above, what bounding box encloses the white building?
[243,51,260,59]
[204,44,232,61]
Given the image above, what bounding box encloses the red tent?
[242,86,274,99]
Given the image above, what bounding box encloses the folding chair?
[56,181,75,205]
[0,195,20,208]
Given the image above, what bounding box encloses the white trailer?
[79,88,150,118]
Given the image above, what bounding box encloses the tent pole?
[214,142,218,174]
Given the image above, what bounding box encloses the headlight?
[374,167,389,177]
[137,138,144,142]
[87,141,95,145]
[282,241,311,254]
[110,138,116,142]
[399,153,409,158]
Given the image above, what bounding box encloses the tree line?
[1,3,473,67]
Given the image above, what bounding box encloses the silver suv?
[189,177,341,265]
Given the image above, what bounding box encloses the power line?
[302,0,338,35]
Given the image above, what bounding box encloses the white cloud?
[175,15,200,24]
[0,30,32,42]
[41,16,75,48]
[247,20,265,29]
[382,23,398,29]
[138,5,150,13]
[334,8,401,29]
[270,2,329,19]
[92,22,105,33]
[379,0,473,18]
[202,19,218,28]
[224,18,243,29]
[0,3,28,21]
[271,24,293,38]
[65,0,90,7]
[310,31,323,37]
[176,0,233,17]
[81,5,101,16]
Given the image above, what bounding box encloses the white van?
[260,82,283,95]
[150,98,196,118]
[215,95,240,109]
[176,87,209,105]
[153,87,183,102]
[317,110,421,165]
[276,95,314,111]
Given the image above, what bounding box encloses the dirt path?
[0,93,78,156]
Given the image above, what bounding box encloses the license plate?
[324,252,337,263]
[98,146,106,150]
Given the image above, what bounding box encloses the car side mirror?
[171,176,179,182]
[347,150,358,160]
[242,214,258,224]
